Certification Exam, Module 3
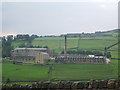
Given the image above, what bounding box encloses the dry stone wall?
[2,79,120,90]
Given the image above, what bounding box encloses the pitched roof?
[14,48,47,50]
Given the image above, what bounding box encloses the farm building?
[11,48,50,64]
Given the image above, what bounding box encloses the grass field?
[12,40,26,48]
[32,37,118,50]
[52,60,118,80]
[2,60,119,82]
[31,37,119,58]
[2,62,49,81]
[0,62,2,82]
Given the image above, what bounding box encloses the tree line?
[2,34,39,58]
[1,34,50,58]
[19,44,48,48]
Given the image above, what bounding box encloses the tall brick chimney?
[64,35,67,59]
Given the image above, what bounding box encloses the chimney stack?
[64,35,67,59]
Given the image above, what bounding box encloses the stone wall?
[2,79,120,90]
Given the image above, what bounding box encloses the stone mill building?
[11,48,50,64]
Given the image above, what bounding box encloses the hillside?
[11,29,119,58]
[98,29,119,33]
[95,29,119,37]
[31,37,119,58]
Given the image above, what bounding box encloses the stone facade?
[11,48,50,64]
[35,52,49,64]
[55,55,111,64]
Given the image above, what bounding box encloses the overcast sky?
[1,0,119,36]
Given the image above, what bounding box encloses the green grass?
[110,51,119,58]
[109,43,119,58]
[32,37,118,50]
[52,60,118,80]
[2,82,33,85]
[32,37,118,58]
[0,62,2,83]
[12,40,25,48]
[2,60,119,81]
[2,62,49,81]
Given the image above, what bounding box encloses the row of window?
[55,59,106,63]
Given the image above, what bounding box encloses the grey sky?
[1,1,118,36]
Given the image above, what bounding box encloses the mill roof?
[14,48,47,51]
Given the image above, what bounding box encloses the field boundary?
[111,58,120,60]
[2,79,120,89]
[3,78,119,83]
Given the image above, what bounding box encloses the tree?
[93,50,103,56]
[23,34,29,41]
[105,52,111,58]
[2,36,13,58]
[43,46,48,48]
[6,78,11,83]
[31,34,39,39]
[16,34,23,40]
[7,35,13,42]
[86,50,93,55]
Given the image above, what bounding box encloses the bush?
[6,78,11,83]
